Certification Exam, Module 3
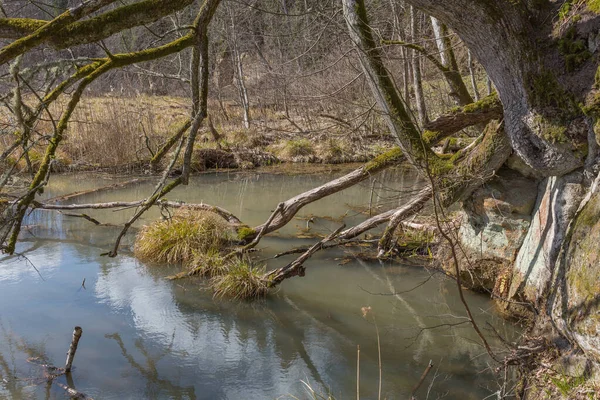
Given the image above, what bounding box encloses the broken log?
[65,326,82,373]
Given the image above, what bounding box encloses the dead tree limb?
[55,382,93,400]
[410,360,434,399]
[264,224,346,286]
[247,147,405,241]
[65,326,82,373]
[238,202,283,252]
[422,94,503,144]
[30,200,241,225]
[260,188,433,286]
[44,178,146,204]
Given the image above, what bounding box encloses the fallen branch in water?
[44,178,147,204]
[264,224,346,286]
[411,360,434,399]
[55,381,93,399]
[65,326,82,372]
[29,199,242,225]
[25,326,93,399]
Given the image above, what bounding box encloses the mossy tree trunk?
[343,0,511,202]
[402,0,593,177]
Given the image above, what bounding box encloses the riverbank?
[0,95,397,174]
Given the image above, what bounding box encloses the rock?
[458,169,538,257]
[450,168,539,294]
[556,353,590,378]
[550,189,600,363]
[509,170,585,304]
[505,153,543,179]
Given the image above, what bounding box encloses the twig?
[55,382,93,399]
[411,360,434,399]
[356,345,360,400]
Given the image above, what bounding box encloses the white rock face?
[509,171,584,302]
[550,189,600,363]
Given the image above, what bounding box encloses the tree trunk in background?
[228,8,250,129]
[430,16,473,105]
[410,6,428,126]
[430,16,446,65]
[467,49,480,101]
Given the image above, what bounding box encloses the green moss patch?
[559,26,591,72]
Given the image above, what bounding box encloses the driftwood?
[264,224,346,286]
[337,187,433,241]
[24,326,93,399]
[55,382,93,399]
[410,360,434,399]
[65,326,82,373]
[265,188,433,261]
[30,199,242,225]
[44,178,146,204]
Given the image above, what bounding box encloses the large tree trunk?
[402,0,590,176]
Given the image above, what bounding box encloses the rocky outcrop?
[454,168,538,293]
[508,171,585,305]
[550,188,600,363]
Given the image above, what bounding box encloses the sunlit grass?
[210,258,269,300]
[134,208,232,265]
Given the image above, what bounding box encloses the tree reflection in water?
[105,332,197,399]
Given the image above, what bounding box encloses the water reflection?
[0,169,517,399]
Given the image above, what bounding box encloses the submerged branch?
[265,224,346,286]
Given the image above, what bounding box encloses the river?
[0,166,517,399]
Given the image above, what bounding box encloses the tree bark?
[402,0,586,176]
[410,6,428,126]
[429,17,473,105]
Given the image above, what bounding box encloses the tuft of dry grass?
[134,208,232,265]
[282,138,315,157]
[188,248,230,277]
[210,258,269,300]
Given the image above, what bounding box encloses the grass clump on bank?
[134,208,232,264]
[210,258,269,300]
[282,139,315,158]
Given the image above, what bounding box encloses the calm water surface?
[0,167,517,399]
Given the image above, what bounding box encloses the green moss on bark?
[236,226,256,242]
[558,26,591,72]
[364,147,404,172]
